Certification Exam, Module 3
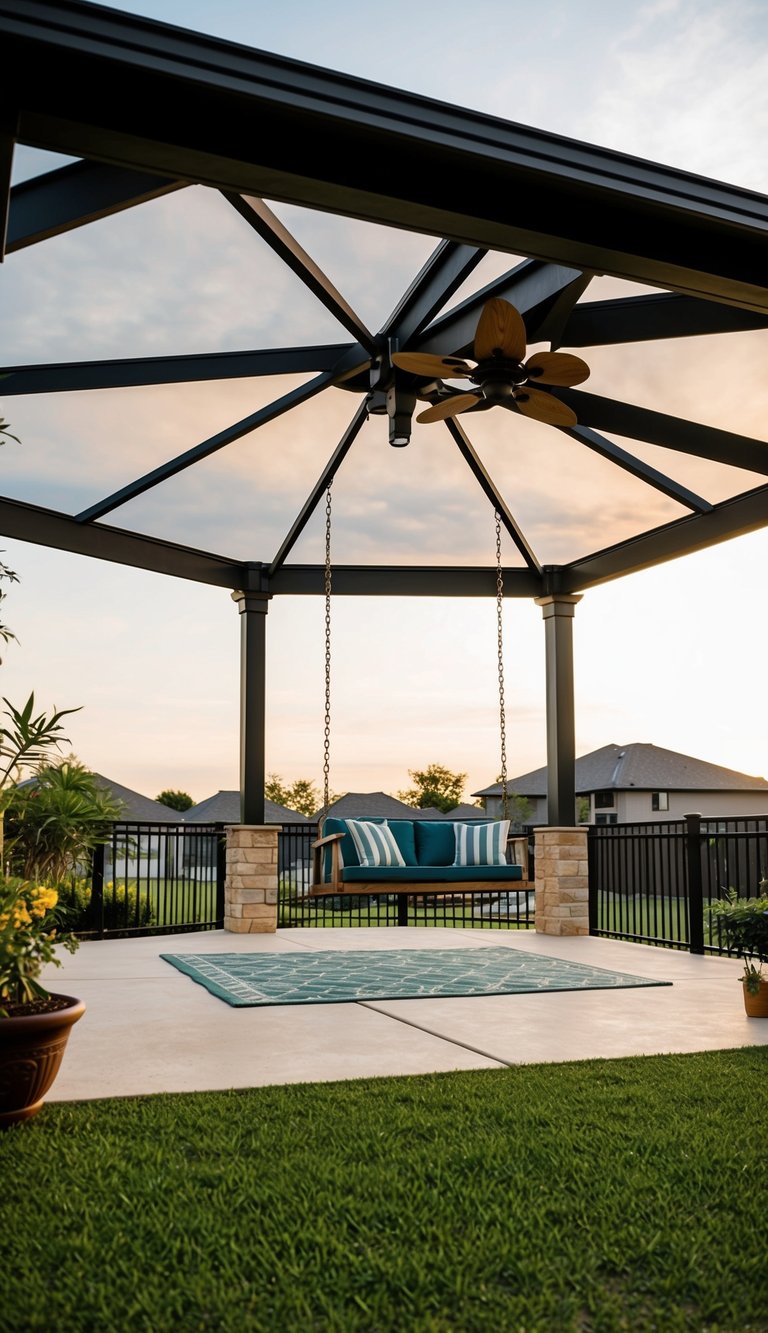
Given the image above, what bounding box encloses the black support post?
[232,590,271,825]
[685,812,705,955]
[535,594,582,826]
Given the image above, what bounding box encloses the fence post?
[587,826,598,934]
[90,841,105,939]
[685,812,705,955]
[215,825,227,927]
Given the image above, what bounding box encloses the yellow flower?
[32,887,57,913]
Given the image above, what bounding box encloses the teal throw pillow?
[414,821,456,866]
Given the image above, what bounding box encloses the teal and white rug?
[160,946,671,1007]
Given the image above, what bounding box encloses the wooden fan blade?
[525,351,591,386]
[416,393,482,423]
[474,298,527,361]
[391,352,473,378]
[514,386,577,427]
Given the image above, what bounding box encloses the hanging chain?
[323,481,333,815]
[495,511,509,820]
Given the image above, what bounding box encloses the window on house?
[594,790,614,808]
[651,792,669,811]
[595,813,618,825]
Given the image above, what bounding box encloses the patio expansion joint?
[356,1000,512,1068]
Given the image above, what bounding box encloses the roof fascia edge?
[3,1,768,233]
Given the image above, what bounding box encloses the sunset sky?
[2,0,768,807]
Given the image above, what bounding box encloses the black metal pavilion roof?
[1,0,768,602]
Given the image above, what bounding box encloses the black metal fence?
[588,814,768,954]
[74,821,226,938]
[277,823,536,930]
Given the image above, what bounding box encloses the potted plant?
[707,888,768,1017]
[0,693,86,1127]
[0,876,84,1125]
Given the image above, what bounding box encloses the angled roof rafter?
[7,160,186,252]
[0,345,353,395]
[560,483,768,591]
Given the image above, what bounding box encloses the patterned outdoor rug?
[160,946,671,1007]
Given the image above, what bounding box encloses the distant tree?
[155,789,194,812]
[399,764,467,813]
[265,774,322,818]
[576,796,591,823]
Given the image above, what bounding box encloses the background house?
[315,793,488,823]
[474,744,768,824]
[186,792,307,824]
[91,774,184,823]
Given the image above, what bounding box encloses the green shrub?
[57,877,155,934]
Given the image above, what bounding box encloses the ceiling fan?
[392,297,590,427]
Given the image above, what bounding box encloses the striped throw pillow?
[347,820,406,869]
[452,820,510,867]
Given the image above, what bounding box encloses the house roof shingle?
[91,774,186,821]
[186,791,307,824]
[473,743,768,799]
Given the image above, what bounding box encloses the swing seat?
[310,817,531,898]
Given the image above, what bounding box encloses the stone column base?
[534,826,589,936]
[224,825,278,933]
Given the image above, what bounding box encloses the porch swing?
[309,484,531,899]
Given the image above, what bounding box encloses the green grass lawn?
[3,1049,767,1331]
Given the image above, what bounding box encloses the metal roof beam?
[269,403,369,576]
[7,159,184,251]
[0,495,247,588]
[270,564,544,597]
[560,293,768,347]
[562,425,712,513]
[5,2,766,308]
[0,344,352,395]
[382,240,486,345]
[75,370,336,523]
[0,104,15,260]
[443,417,542,573]
[556,389,768,476]
[223,194,377,353]
[416,261,590,356]
[561,484,768,591]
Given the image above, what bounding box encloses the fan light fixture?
[392,297,590,427]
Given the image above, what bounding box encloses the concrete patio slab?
[41,928,768,1104]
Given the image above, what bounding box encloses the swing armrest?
[507,834,530,880]
[312,831,344,892]
[312,832,345,849]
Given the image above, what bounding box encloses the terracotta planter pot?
[743,980,768,1018]
[0,994,85,1127]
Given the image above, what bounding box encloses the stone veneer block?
[224,825,279,934]
[534,826,589,937]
